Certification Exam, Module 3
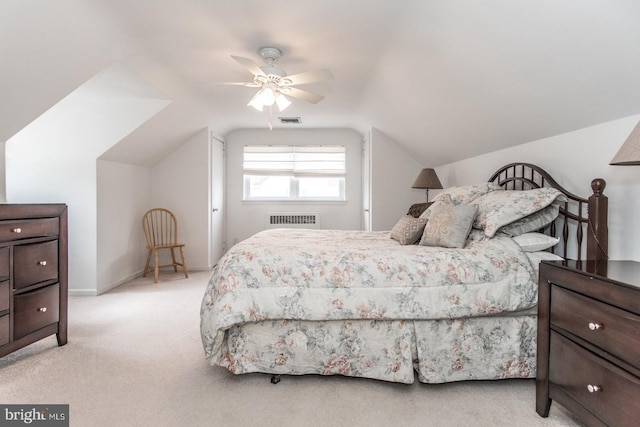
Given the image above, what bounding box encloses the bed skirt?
[215,312,537,384]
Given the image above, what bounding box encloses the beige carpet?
[1,271,583,427]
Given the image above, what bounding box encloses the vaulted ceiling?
[3,0,640,167]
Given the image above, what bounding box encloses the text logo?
[0,405,68,426]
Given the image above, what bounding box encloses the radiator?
[265,213,320,229]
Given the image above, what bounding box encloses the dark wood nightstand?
[537,260,640,427]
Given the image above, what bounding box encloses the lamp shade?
[412,168,443,190]
[610,121,640,165]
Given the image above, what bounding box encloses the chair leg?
[154,249,159,283]
[170,247,178,272]
[180,246,189,278]
[143,249,152,277]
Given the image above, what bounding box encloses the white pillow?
[512,233,560,252]
[526,251,564,272]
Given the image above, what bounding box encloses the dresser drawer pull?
[38,307,47,313]
[12,228,22,233]
[587,384,602,393]
[37,260,47,266]
[588,322,603,331]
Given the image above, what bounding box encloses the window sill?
[242,200,348,204]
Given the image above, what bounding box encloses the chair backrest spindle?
[143,208,179,248]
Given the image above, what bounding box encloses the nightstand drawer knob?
[588,322,603,330]
[587,384,602,393]
[12,228,22,233]
[38,307,47,313]
[37,260,47,266]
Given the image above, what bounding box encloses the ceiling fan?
[224,47,334,112]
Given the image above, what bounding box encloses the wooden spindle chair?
[142,208,189,283]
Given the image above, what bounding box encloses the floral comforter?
[200,228,537,364]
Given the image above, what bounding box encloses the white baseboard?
[68,288,99,296]
[69,269,145,296]
[69,267,212,296]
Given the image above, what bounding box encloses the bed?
[200,163,608,384]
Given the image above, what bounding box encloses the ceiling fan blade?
[219,82,261,87]
[198,80,261,88]
[284,87,325,104]
[231,55,266,78]
[283,69,334,86]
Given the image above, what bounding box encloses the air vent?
[279,117,302,124]
[266,213,320,229]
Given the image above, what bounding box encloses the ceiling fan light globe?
[259,88,276,106]
[248,99,263,111]
[275,94,291,111]
[247,90,264,111]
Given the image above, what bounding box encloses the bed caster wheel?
[271,375,281,384]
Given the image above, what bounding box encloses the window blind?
[243,145,346,177]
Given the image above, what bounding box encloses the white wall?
[150,128,211,270]
[96,160,151,294]
[0,140,5,202]
[368,128,426,231]
[436,113,640,261]
[5,63,171,294]
[225,128,363,245]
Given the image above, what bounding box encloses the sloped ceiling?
[3,0,640,167]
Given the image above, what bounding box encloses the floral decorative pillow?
[431,182,503,206]
[473,188,568,238]
[390,215,428,245]
[419,201,478,248]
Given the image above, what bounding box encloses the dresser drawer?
[0,246,8,278]
[13,240,59,290]
[550,332,640,427]
[0,314,8,346]
[551,286,640,368]
[0,218,59,242]
[13,283,59,340]
[0,280,9,311]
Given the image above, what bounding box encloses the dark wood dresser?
[0,204,68,358]
[537,260,640,427]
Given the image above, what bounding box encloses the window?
[243,145,346,201]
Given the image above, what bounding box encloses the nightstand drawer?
[0,280,8,311]
[0,314,8,346]
[550,332,640,427]
[13,283,59,340]
[0,218,59,241]
[13,240,59,290]
[551,286,640,368]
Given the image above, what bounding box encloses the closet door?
[210,137,225,266]
[362,133,372,231]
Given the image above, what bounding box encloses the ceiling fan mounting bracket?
[259,47,282,65]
